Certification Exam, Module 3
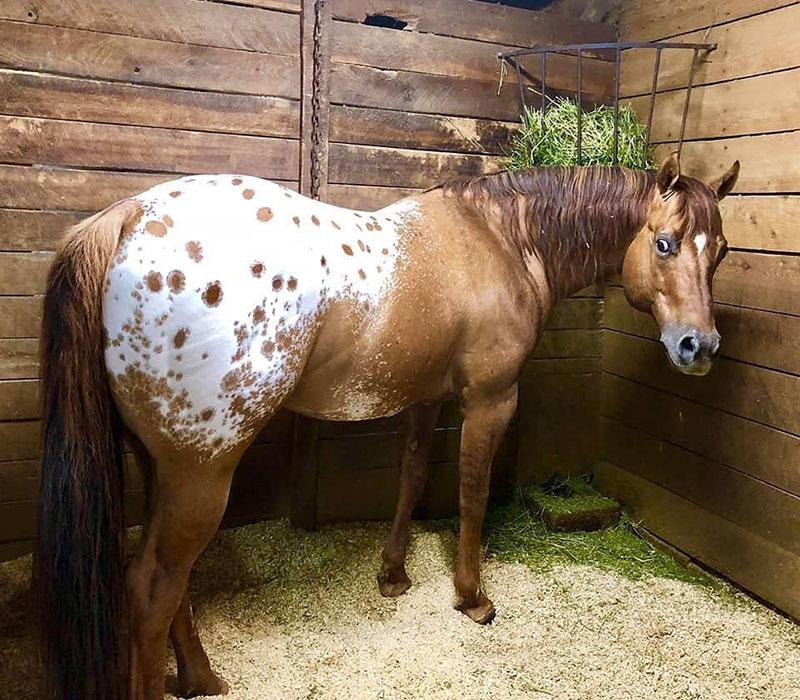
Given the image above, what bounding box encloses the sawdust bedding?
[2,519,800,700]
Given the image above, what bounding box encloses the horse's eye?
[655,236,674,256]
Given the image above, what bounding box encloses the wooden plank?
[207,0,301,11]
[0,70,300,138]
[620,0,797,43]
[654,132,800,195]
[2,0,299,55]
[603,330,800,436]
[0,538,33,562]
[532,329,602,359]
[602,373,800,496]
[600,417,800,558]
[289,413,320,529]
[523,357,601,376]
[0,421,39,462]
[720,195,800,254]
[331,20,614,92]
[0,339,38,380]
[330,62,527,122]
[224,442,292,526]
[628,68,800,142]
[0,165,300,212]
[546,298,603,331]
[0,209,82,251]
[0,297,42,338]
[0,379,38,421]
[593,459,800,621]
[330,105,516,154]
[604,286,800,375]
[0,20,300,98]
[332,0,615,49]
[714,251,800,316]
[0,252,52,295]
[328,143,498,188]
[0,115,299,180]
[325,184,420,210]
[621,5,800,96]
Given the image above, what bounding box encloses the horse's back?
[102,174,421,457]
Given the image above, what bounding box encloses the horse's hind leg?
[127,450,240,700]
[170,589,228,697]
[377,401,441,597]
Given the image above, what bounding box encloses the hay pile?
[2,516,800,699]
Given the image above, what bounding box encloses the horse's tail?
[34,199,139,700]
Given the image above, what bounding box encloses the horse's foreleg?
[127,453,238,700]
[170,589,228,698]
[454,384,517,624]
[377,401,442,597]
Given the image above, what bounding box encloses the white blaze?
[694,232,707,255]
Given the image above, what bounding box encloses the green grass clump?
[479,484,707,585]
[526,474,619,517]
[503,97,655,171]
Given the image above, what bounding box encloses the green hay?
[503,97,655,171]
[474,483,709,585]
[526,474,619,517]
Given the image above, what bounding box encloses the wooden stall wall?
[597,1,800,618]
[0,0,303,559]
[314,0,615,521]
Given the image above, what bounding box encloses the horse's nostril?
[679,336,698,354]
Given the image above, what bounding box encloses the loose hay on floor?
[2,517,800,700]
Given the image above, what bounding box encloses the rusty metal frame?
[498,41,717,165]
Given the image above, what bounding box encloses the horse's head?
[621,153,740,376]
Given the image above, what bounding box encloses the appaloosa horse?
[35,153,738,699]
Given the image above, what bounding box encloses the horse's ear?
[656,152,681,194]
[709,160,740,200]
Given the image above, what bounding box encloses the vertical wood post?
[291,0,331,529]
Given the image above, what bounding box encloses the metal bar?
[677,48,700,157]
[512,59,526,113]
[498,41,716,60]
[613,47,620,165]
[576,47,582,166]
[541,51,547,112]
[645,47,662,147]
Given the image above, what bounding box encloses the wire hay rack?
[497,41,717,166]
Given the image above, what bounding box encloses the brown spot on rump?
[167,269,185,294]
[169,191,181,198]
[261,340,275,357]
[145,270,163,292]
[381,248,389,255]
[213,437,224,449]
[374,222,382,231]
[358,269,367,279]
[173,327,190,349]
[366,222,374,231]
[357,239,365,252]
[257,207,273,222]
[311,215,320,226]
[232,177,243,185]
[163,215,174,228]
[342,244,354,256]
[202,281,223,307]
[251,261,265,277]
[253,305,266,323]
[292,216,300,226]
[272,275,283,290]
[320,255,327,267]
[243,189,255,200]
[145,220,167,237]
[186,240,203,262]
[331,221,341,230]
[287,277,297,291]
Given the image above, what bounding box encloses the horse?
[34,152,739,699]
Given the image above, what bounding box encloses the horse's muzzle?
[660,326,720,376]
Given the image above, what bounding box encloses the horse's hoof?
[455,593,496,625]
[377,568,412,597]
[180,671,229,698]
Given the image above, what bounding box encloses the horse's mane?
[437,165,719,296]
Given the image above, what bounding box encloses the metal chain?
[309,0,326,200]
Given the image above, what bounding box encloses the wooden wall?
[597,1,800,618]
[0,0,615,556]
